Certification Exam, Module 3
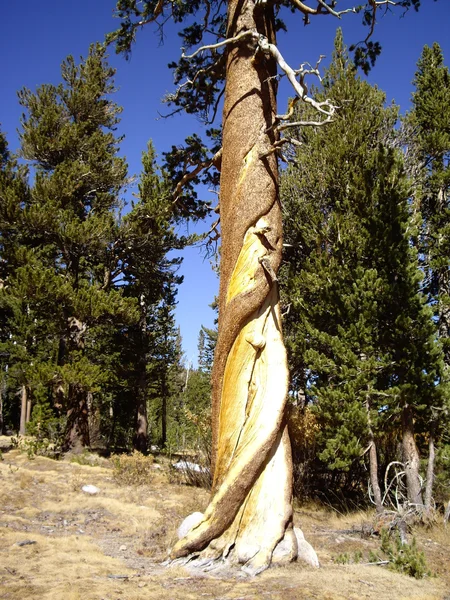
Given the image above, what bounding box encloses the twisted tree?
[109,0,425,574]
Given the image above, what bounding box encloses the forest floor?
[0,436,449,600]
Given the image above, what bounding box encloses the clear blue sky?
[1,1,449,365]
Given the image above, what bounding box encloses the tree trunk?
[161,370,167,449]
[172,1,295,574]
[134,370,148,454]
[26,394,32,424]
[87,391,101,450]
[64,384,90,453]
[0,389,3,435]
[19,385,27,435]
[366,394,383,513]
[401,404,423,507]
[424,423,435,511]
[0,372,6,435]
[135,301,149,453]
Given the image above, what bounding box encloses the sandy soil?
[0,439,449,600]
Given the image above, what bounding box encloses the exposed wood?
[172,0,297,574]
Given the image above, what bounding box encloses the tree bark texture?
[401,404,423,506]
[26,395,32,424]
[172,1,295,575]
[19,384,27,436]
[64,384,90,453]
[161,369,168,449]
[87,391,101,450]
[424,424,435,510]
[134,369,149,454]
[366,395,383,513]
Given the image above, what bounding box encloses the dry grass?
[0,448,448,600]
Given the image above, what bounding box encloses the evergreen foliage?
[280,31,443,503]
[0,47,186,454]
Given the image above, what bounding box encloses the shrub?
[380,530,431,579]
[110,450,154,486]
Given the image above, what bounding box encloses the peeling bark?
[172,1,296,574]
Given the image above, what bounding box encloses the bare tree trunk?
[172,1,296,575]
[366,393,383,513]
[161,370,167,449]
[63,318,90,452]
[19,385,27,435]
[64,384,90,453]
[401,404,423,507]
[25,394,32,424]
[134,371,148,454]
[87,391,101,450]
[424,424,435,511]
[0,374,5,435]
[134,301,149,453]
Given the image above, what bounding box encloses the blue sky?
[1,0,450,365]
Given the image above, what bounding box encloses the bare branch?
[182,30,254,60]
[256,36,336,118]
[288,0,357,17]
[172,147,222,205]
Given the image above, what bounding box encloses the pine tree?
[115,142,185,452]
[14,45,138,451]
[109,0,431,573]
[406,43,450,508]
[280,31,442,509]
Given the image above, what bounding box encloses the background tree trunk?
[134,370,148,453]
[19,384,27,435]
[161,370,167,449]
[366,394,383,513]
[402,404,423,506]
[64,384,90,453]
[172,0,295,575]
[87,391,101,450]
[25,394,32,425]
[424,423,435,510]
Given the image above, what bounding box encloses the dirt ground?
[0,438,449,600]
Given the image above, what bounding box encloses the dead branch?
[172,147,222,205]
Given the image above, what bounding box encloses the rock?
[119,545,127,551]
[81,485,99,495]
[177,512,204,539]
[272,530,297,563]
[294,527,320,568]
[273,528,319,568]
[16,540,36,547]
[172,461,209,474]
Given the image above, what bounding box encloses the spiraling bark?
[171,0,296,574]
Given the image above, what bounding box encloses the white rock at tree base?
[81,485,100,495]
[177,512,204,539]
[272,527,319,568]
[294,527,320,568]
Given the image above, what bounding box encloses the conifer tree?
[15,44,138,451]
[117,142,184,452]
[108,0,428,573]
[280,31,442,509]
[406,43,450,508]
